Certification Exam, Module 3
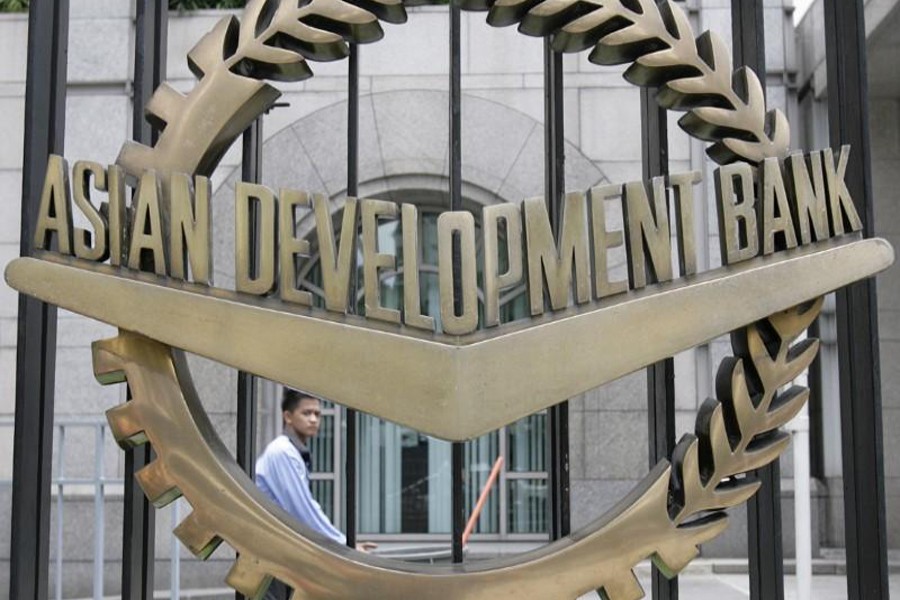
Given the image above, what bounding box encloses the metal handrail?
[1,417,124,600]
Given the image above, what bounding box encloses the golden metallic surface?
[761,157,799,256]
[33,154,72,255]
[316,195,357,314]
[169,173,212,285]
[235,182,278,296]
[437,211,479,335]
[623,177,673,289]
[589,184,629,300]
[786,151,831,245]
[72,161,108,262]
[670,171,700,277]
[361,198,401,325]
[127,171,167,276]
[715,162,759,265]
[279,188,313,306]
[83,297,823,600]
[402,204,436,332]
[482,0,789,165]
[6,237,893,442]
[523,194,591,315]
[482,203,523,328]
[106,165,127,268]
[117,0,406,182]
[824,146,864,235]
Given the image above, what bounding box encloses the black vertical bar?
[234,118,261,600]
[9,1,68,599]
[543,39,570,541]
[236,120,261,478]
[823,1,890,598]
[732,3,784,599]
[345,42,360,550]
[123,2,167,598]
[449,0,466,564]
[641,86,677,599]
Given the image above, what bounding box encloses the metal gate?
[7,0,891,599]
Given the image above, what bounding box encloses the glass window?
[296,194,546,538]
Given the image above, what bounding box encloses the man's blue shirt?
[255,434,346,545]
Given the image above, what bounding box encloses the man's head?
[282,388,322,444]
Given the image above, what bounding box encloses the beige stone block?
[0,317,16,348]
[464,88,544,128]
[580,88,642,162]
[361,10,450,77]
[583,410,648,480]
[65,95,130,168]
[0,17,27,83]
[0,170,22,244]
[72,0,132,18]
[0,346,15,415]
[0,97,24,170]
[68,19,130,83]
[52,346,122,416]
[570,479,643,529]
[465,13,543,75]
[292,93,385,197]
[884,409,900,479]
[880,339,900,410]
[0,427,12,481]
[0,244,20,317]
[581,373,645,412]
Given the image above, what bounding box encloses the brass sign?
[4,0,895,598]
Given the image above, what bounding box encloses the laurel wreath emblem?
[99,1,817,598]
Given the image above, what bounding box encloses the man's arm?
[260,445,347,545]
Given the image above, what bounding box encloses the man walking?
[256,388,373,598]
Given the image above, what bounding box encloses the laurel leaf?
[188,16,240,79]
[668,301,822,531]
[487,0,791,164]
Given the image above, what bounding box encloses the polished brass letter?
[33,155,73,255]
[314,194,356,313]
[361,199,401,324]
[235,182,278,296]
[106,165,127,267]
[715,163,759,265]
[785,151,830,245]
[482,203,523,327]
[588,184,628,299]
[760,157,798,255]
[128,170,167,275]
[670,171,701,277]
[72,161,109,262]
[401,204,435,331]
[623,177,673,289]
[823,146,863,236]
[279,189,312,306]
[438,211,478,335]
[523,193,591,316]
[170,173,212,284]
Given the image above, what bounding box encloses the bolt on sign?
[4,0,895,598]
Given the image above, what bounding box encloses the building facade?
[0,0,896,596]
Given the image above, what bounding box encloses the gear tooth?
[105,403,148,448]
[600,571,644,600]
[226,555,273,599]
[174,511,222,560]
[135,460,181,508]
[92,338,127,385]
